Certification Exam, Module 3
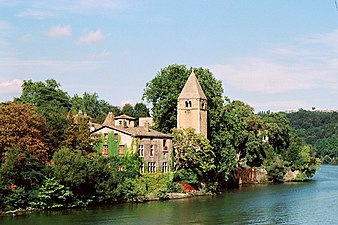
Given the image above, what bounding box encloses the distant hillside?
[286,110,338,162]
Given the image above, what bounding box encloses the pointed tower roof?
[102,112,115,127]
[178,70,207,100]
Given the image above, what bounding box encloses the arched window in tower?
[185,100,192,108]
[201,100,206,110]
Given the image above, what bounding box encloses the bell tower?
[177,70,207,137]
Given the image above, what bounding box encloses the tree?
[18,79,71,109]
[121,103,134,117]
[143,64,224,134]
[172,128,215,188]
[134,102,150,126]
[71,92,118,123]
[62,112,99,154]
[16,79,72,153]
[315,136,338,158]
[209,100,267,184]
[0,102,50,163]
[263,112,292,153]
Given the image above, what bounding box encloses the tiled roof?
[91,125,172,139]
[117,126,172,138]
[178,70,207,100]
[115,114,135,120]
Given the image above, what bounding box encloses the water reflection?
[1,165,338,225]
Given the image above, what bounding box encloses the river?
[1,165,337,225]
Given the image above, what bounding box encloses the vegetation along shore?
[0,64,329,214]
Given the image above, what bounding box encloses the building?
[177,70,208,137]
[90,113,172,174]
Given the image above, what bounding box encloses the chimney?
[145,121,150,132]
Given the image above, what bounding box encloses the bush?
[30,178,73,209]
[264,155,288,183]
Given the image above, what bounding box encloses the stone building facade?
[91,113,172,174]
[177,70,208,137]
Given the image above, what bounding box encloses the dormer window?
[185,100,192,108]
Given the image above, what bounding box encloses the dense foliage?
[0,80,153,212]
[144,64,320,188]
[0,66,323,212]
[286,110,337,164]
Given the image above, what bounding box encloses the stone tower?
[177,70,208,137]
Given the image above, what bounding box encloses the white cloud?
[73,0,126,11]
[91,50,112,58]
[17,9,55,18]
[0,59,100,74]
[209,58,316,94]
[46,25,72,38]
[207,29,338,111]
[0,79,23,94]
[209,30,338,95]
[0,21,11,30]
[78,30,105,44]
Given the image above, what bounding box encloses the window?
[138,145,144,157]
[150,145,154,157]
[162,162,168,173]
[148,162,156,173]
[104,133,108,141]
[103,145,108,157]
[119,120,122,125]
[119,145,124,156]
[114,133,118,141]
[185,100,192,108]
[118,165,123,171]
[139,164,144,173]
[202,101,206,109]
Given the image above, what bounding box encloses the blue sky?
[0,0,337,112]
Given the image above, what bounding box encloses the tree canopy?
[143,64,223,134]
[0,102,50,163]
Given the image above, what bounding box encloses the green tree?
[143,64,224,134]
[172,128,215,188]
[134,102,150,125]
[31,178,73,209]
[286,110,338,146]
[16,79,72,153]
[62,112,99,154]
[263,112,291,153]
[71,92,118,123]
[121,103,134,117]
[315,136,338,158]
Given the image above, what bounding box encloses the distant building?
[90,114,172,174]
[177,70,208,137]
[283,108,338,114]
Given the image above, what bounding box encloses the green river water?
[1,165,337,225]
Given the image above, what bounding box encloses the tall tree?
[0,102,50,163]
[16,79,72,152]
[172,128,215,188]
[134,102,150,125]
[71,92,118,123]
[143,64,224,134]
[62,112,99,154]
[121,103,134,117]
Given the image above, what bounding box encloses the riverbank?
[1,165,335,225]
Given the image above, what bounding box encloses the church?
[91,70,208,173]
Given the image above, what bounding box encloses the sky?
[0,0,337,112]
